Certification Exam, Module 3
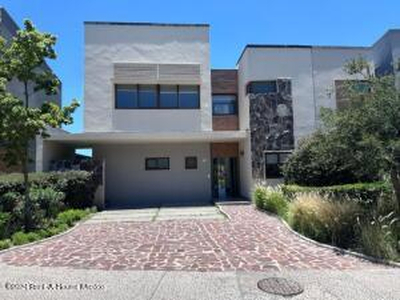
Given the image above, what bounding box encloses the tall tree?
[0,20,79,229]
[283,57,400,208]
[333,57,400,206]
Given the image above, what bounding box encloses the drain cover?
[257,277,304,296]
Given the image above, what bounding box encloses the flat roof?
[84,21,209,27]
[46,131,247,146]
[236,44,370,65]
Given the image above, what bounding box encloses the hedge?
[281,181,391,205]
[0,171,100,209]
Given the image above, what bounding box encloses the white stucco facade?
[84,23,212,133]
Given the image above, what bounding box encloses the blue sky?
[2,0,400,133]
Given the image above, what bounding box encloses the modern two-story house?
[34,21,400,208]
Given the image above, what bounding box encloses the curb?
[254,205,400,268]
[216,201,251,220]
[215,204,231,220]
[0,214,94,256]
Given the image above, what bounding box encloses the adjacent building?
[34,21,400,208]
[0,7,61,172]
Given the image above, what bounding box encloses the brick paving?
[0,205,386,272]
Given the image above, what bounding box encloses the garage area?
[37,131,247,209]
[94,143,213,208]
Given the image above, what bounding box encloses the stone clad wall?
[249,79,294,179]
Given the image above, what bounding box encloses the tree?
[0,20,79,229]
[284,57,400,207]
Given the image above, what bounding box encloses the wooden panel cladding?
[212,115,239,131]
[158,64,201,83]
[114,63,158,82]
[211,69,238,94]
[114,63,201,84]
[211,143,239,158]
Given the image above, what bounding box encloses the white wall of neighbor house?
[93,143,212,207]
[384,30,400,87]
[311,47,372,126]
[84,23,211,133]
[238,47,316,144]
[372,32,395,76]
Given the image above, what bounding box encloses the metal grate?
[257,277,304,296]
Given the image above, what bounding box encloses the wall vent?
[114,63,201,84]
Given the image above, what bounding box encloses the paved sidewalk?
[0,205,385,271]
[0,263,399,300]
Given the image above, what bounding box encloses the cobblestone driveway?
[0,205,385,272]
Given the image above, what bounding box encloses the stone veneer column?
[249,79,294,180]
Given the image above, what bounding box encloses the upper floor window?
[138,85,157,108]
[179,85,200,108]
[160,85,178,108]
[115,85,138,108]
[335,80,370,109]
[247,81,277,94]
[115,84,200,109]
[212,95,237,115]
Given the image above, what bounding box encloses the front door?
[212,157,238,199]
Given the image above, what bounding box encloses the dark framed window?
[115,84,200,109]
[138,84,157,108]
[185,157,198,170]
[265,151,291,178]
[335,80,370,110]
[160,85,178,108]
[247,81,277,94]
[179,85,200,108]
[212,95,237,115]
[115,84,138,108]
[145,157,170,170]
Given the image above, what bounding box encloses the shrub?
[253,184,268,209]
[0,239,11,250]
[0,191,21,212]
[281,182,390,206]
[29,187,65,219]
[55,208,92,227]
[0,171,100,209]
[287,193,362,247]
[253,185,289,218]
[47,223,69,236]
[282,132,384,186]
[359,212,399,260]
[11,231,41,246]
[0,212,11,239]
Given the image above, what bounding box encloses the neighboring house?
[35,21,400,208]
[0,7,62,172]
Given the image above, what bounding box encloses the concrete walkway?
[86,206,225,223]
[0,263,399,300]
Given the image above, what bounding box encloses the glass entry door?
[212,157,238,199]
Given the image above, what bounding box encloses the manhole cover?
[257,277,304,296]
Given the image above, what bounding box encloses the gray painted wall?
[93,143,212,207]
